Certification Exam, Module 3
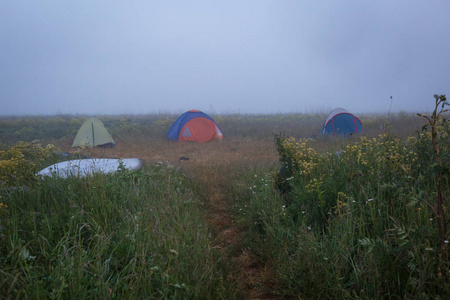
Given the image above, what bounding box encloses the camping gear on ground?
[72,118,115,148]
[321,108,362,136]
[167,110,223,143]
[55,152,88,159]
[275,164,294,195]
[38,158,142,178]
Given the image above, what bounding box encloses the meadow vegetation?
[0,99,448,299]
[0,147,233,298]
[237,96,450,298]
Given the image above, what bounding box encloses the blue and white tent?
[321,108,362,136]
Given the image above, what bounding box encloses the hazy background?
[1,0,449,116]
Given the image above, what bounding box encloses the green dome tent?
[72,118,115,148]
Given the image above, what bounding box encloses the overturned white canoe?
[38,158,142,178]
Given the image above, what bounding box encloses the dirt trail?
[59,137,281,298]
[167,138,281,299]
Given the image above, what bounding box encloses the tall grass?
[0,162,234,298]
[236,101,450,298]
[1,109,447,298]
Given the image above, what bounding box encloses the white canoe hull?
[38,158,142,178]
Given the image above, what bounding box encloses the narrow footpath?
[172,138,281,299]
[75,137,281,298]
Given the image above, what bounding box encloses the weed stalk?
[419,94,448,262]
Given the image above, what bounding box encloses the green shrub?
[238,96,450,298]
[0,142,58,188]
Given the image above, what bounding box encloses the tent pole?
[91,123,95,147]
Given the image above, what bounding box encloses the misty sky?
[1,1,449,116]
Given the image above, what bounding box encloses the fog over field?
[1,0,449,116]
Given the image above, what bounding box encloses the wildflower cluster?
[273,130,444,232]
[274,134,318,177]
[0,142,56,187]
[152,117,173,130]
[304,177,323,194]
[333,192,349,216]
[248,173,272,194]
[342,134,418,182]
[416,115,450,172]
[112,118,142,135]
[253,100,450,297]
[0,201,7,213]
[14,126,37,137]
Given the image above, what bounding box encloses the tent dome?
[167,110,223,143]
[321,108,362,136]
[72,118,115,148]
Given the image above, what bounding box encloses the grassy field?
[0,101,449,299]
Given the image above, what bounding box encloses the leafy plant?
[418,94,449,262]
[237,95,450,297]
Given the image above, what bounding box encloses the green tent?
[72,118,115,148]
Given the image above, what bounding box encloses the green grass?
[235,115,450,298]
[0,164,234,299]
[1,107,449,298]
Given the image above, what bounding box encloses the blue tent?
[321,108,362,136]
[167,110,223,143]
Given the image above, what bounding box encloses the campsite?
[0,105,449,299]
[1,104,449,299]
[2,0,449,297]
